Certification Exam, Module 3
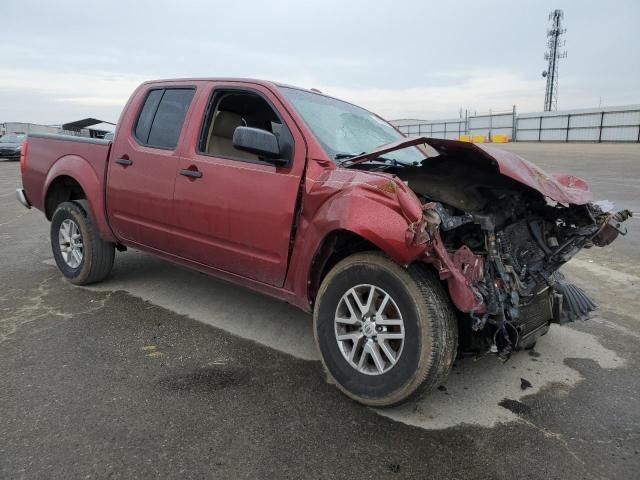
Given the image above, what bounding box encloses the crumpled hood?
[345,136,592,205]
[473,143,592,205]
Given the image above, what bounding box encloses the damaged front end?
[350,137,632,360]
[419,198,630,360]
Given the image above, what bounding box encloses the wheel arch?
[44,175,86,220]
[287,191,430,311]
[43,155,117,242]
[307,229,379,306]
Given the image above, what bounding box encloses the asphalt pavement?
[1,143,639,479]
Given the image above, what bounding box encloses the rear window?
[134,87,195,149]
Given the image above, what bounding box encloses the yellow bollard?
[459,135,471,142]
[491,134,509,143]
[472,135,486,143]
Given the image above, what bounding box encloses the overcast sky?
[1,0,639,125]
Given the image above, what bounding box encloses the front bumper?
[0,149,20,159]
[16,188,31,209]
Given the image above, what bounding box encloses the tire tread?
[51,200,114,285]
[314,251,458,407]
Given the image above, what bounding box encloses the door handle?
[115,158,133,166]
[180,168,203,179]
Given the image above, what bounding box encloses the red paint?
[106,82,188,252]
[20,139,28,175]
[22,134,116,242]
[19,78,596,314]
[170,83,306,286]
[421,227,485,314]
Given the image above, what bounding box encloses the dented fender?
[283,165,431,309]
[283,164,485,313]
[303,168,427,264]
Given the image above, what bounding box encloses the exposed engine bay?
[351,139,632,360]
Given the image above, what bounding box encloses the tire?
[51,200,115,285]
[313,252,458,407]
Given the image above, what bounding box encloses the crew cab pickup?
[17,78,631,406]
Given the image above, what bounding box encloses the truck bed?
[21,133,111,214]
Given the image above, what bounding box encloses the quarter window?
[134,88,195,149]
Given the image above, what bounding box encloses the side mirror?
[232,126,286,165]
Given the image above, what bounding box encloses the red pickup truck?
[17,78,631,406]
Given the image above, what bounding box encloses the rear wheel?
[313,252,458,407]
[51,201,115,285]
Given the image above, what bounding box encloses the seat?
[207,110,259,161]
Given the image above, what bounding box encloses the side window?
[134,88,195,149]
[134,89,162,144]
[198,91,293,163]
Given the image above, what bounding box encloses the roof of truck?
[138,78,387,121]
[141,77,325,96]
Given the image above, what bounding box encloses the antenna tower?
[542,9,567,111]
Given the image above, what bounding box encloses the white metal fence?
[393,104,640,142]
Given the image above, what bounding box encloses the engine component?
[593,209,633,246]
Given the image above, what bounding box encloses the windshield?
[279,87,425,165]
[0,134,25,143]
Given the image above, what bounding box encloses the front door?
[106,86,195,252]
[171,83,306,287]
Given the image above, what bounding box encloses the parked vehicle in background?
[16,78,632,406]
[0,133,26,160]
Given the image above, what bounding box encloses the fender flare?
[43,155,117,243]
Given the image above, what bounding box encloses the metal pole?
[538,116,543,142]
[465,110,468,135]
[566,114,571,142]
[489,109,493,142]
[598,111,605,143]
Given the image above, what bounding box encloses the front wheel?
[313,252,458,407]
[51,200,115,285]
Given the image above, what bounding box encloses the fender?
[284,169,427,310]
[44,155,117,243]
[307,193,425,264]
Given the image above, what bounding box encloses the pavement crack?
[517,418,599,478]
[0,277,113,343]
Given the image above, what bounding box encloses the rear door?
[106,85,195,251]
[171,82,307,287]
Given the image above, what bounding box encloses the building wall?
[1,122,62,136]
[0,122,105,138]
